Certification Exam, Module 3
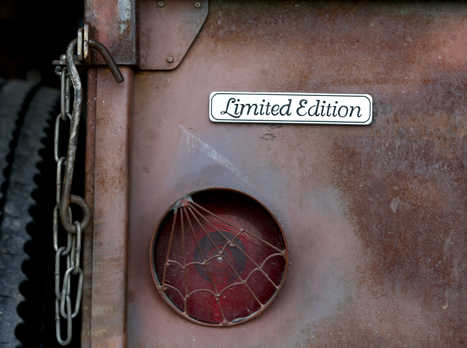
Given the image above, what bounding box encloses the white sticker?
[210,92,373,125]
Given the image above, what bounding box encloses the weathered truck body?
[82,1,466,347]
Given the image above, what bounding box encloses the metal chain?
[53,25,123,346]
[53,43,89,346]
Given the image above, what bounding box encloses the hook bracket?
[53,24,124,84]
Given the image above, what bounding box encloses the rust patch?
[85,0,136,65]
[122,1,467,346]
[138,0,209,70]
[330,74,466,346]
[82,68,97,348]
[200,1,467,93]
[89,68,134,348]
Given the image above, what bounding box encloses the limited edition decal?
[209,92,373,125]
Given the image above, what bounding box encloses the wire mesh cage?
[150,188,288,326]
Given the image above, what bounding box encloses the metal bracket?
[77,25,89,62]
[139,0,209,70]
[53,25,124,84]
[84,0,209,70]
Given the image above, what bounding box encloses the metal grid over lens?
[150,188,288,326]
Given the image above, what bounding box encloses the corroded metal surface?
[84,0,208,69]
[81,68,97,348]
[138,0,209,70]
[85,0,136,65]
[89,68,133,347]
[126,1,466,347]
[83,0,467,347]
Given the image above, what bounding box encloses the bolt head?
[194,1,201,8]
[157,0,165,7]
[166,56,175,64]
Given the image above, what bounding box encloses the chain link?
[54,46,88,346]
[53,25,123,346]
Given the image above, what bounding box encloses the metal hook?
[60,35,123,234]
[88,40,124,83]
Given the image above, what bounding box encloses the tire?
[0,81,59,348]
[0,80,37,218]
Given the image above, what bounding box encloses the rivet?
[194,1,201,8]
[166,56,174,64]
[157,1,165,8]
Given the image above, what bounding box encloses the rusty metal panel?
[84,0,208,69]
[86,0,466,347]
[138,0,209,70]
[126,1,466,347]
[89,68,133,347]
[85,0,137,65]
[82,68,97,348]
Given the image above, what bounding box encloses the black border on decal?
[209,91,373,125]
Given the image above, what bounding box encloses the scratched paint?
[178,125,250,186]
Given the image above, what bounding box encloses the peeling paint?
[118,0,131,34]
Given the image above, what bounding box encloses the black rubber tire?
[0,82,59,348]
[0,80,37,219]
